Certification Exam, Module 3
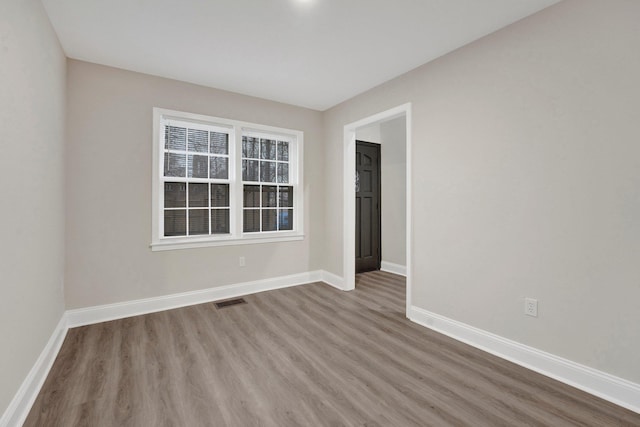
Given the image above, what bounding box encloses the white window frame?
[151,108,304,251]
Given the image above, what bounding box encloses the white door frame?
[343,103,412,315]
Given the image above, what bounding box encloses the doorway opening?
[342,103,412,316]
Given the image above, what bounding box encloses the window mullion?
[234,127,243,237]
[208,130,212,236]
[258,140,262,232]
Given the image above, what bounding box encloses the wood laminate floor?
[25,271,640,426]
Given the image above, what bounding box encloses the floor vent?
[214,298,247,309]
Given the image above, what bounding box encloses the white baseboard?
[0,315,68,427]
[321,270,346,291]
[409,306,640,415]
[67,270,325,327]
[380,261,406,276]
[3,270,341,425]
[4,279,638,424]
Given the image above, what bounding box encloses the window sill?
[150,234,304,251]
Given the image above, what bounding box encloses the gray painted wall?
[380,117,406,267]
[65,60,325,309]
[355,123,381,144]
[0,0,67,416]
[324,0,640,383]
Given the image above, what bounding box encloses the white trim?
[343,127,356,291]
[67,271,323,327]
[343,104,412,314]
[4,277,638,424]
[321,270,347,291]
[404,107,413,315]
[0,315,68,427]
[150,234,304,251]
[380,261,406,277]
[1,270,341,425]
[409,306,640,415]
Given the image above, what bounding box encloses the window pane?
[242,159,259,181]
[164,210,186,236]
[242,136,259,158]
[164,182,186,208]
[166,126,186,150]
[210,156,228,179]
[277,163,289,183]
[188,129,208,152]
[243,209,260,232]
[262,185,277,208]
[279,209,293,231]
[189,183,209,207]
[188,154,208,178]
[243,185,260,208]
[262,209,277,231]
[210,132,228,154]
[189,209,208,235]
[277,141,289,161]
[211,184,229,207]
[260,139,276,160]
[164,153,186,177]
[279,186,293,208]
[211,209,230,234]
[260,161,276,183]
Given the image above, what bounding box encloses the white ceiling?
[42,0,560,111]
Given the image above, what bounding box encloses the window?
[152,108,303,250]
[242,135,294,233]
[162,123,231,237]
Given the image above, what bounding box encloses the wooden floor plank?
[24,271,640,426]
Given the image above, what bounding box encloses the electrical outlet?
[525,298,538,317]
[239,256,246,267]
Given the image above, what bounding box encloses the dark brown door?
[355,141,381,273]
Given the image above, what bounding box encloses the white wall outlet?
[525,298,538,317]
[239,256,246,267]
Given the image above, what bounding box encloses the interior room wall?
[0,0,67,416]
[65,60,324,309]
[355,123,381,143]
[379,117,406,267]
[323,0,640,383]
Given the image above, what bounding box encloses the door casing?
[342,103,412,316]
